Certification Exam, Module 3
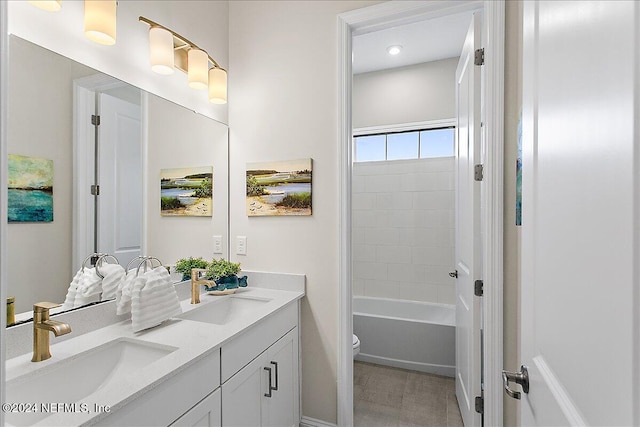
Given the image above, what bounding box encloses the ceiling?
[352,10,477,75]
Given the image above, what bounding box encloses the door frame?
[337,1,505,425]
[72,74,147,273]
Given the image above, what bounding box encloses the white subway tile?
[352,175,366,193]
[363,174,401,193]
[375,212,390,228]
[353,262,388,280]
[437,284,456,305]
[376,245,412,264]
[353,244,376,262]
[354,162,388,176]
[388,264,426,282]
[364,279,400,299]
[375,193,393,210]
[436,171,455,191]
[352,227,367,245]
[398,284,439,303]
[413,191,454,210]
[364,228,400,246]
[352,279,366,296]
[353,210,377,227]
[352,193,376,210]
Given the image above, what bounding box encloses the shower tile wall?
[353,157,455,304]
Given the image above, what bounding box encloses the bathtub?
[353,296,455,377]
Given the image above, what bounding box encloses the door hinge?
[475,396,484,414]
[474,164,484,181]
[474,280,484,297]
[91,114,101,126]
[90,184,100,196]
[474,48,485,66]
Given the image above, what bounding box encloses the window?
[354,127,454,162]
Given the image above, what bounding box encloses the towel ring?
[95,254,120,279]
[125,256,148,272]
[135,256,164,276]
[81,253,101,272]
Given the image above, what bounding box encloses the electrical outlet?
[236,236,247,255]
[213,236,222,254]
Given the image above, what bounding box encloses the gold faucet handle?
[191,268,207,281]
[33,302,62,312]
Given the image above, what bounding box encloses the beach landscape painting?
[246,158,312,216]
[161,166,213,217]
[8,154,54,222]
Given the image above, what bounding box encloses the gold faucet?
[190,268,205,304]
[32,302,71,362]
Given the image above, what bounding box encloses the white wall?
[353,58,458,128]
[352,158,455,304]
[7,36,96,313]
[8,1,229,124]
[146,93,229,266]
[228,1,381,424]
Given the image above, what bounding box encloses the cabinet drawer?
[221,302,297,383]
[95,350,220,426]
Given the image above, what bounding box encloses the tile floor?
[354,361,464,427]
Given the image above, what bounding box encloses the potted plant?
[204,258,248,292]
[175,257,209,281]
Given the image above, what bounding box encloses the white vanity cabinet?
[171,389,221,427]
[95,351,221,427]
[222,328,298,427]
[221,303,300,427]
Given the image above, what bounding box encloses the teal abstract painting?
[8,154,53,222]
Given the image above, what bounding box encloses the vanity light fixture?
[387,45,403,55]
[84,0,117,46]
[28,0,62,12]
[149,26,175,75]
[139,16,228,104]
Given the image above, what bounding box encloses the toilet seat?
[353,334,360,357]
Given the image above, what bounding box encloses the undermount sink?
[5,338,177,426]
[178,295,272,325]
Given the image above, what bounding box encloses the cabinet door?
[222,352,269,427]
[171,389,221,427]
[265,329,299,427]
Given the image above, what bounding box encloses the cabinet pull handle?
[264,367,273,398]
[270,361,279,391]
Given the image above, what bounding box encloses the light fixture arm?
[138,16,225,71]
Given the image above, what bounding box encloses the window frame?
[353,118,456,162]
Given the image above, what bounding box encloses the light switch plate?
[213,236,222,254]
[236,236,247,255]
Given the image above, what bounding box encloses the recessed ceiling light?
[387,45,403,55]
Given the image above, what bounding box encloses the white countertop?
[5,286,304,426]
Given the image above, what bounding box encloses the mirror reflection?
[7,36,229,321]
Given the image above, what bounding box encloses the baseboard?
[300,415,338,427]
[356,353,455,378]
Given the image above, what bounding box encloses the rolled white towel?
[74,268,102,307]
[100,263,125,301]
[131,266,182,332]
[116,270,137,315]
[61,269,85,310]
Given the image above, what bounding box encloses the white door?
[519,1,639,425]
[97,93,142,268]
[454,12,482,427]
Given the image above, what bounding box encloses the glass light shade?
[149,27,174,75]
[188,49,209,90]
[28,0,61,12]
[208,68,227,104]
[84,0,117,46]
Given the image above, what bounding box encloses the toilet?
[353,334,360,358]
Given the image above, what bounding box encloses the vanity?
[5,275,304,427]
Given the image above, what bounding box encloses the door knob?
[449,270,458,278]
[502,365,529,400]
